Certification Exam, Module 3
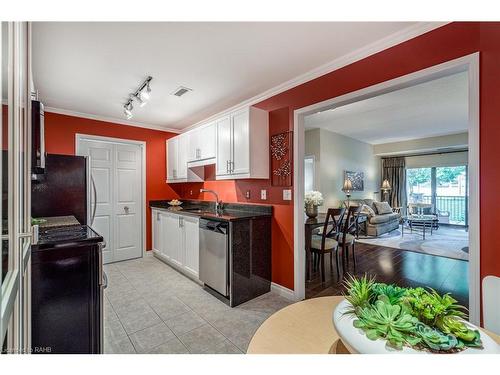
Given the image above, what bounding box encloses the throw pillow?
[360,204,376,217]
[373,201,393,215]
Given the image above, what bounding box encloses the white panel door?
[216,116,232,176]
[79,140,114,263]
[166,138,178,180]
[113,142,142,262]
[231,109,250,175]
[78,137,143,264]
[183,216,199,277]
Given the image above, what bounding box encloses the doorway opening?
[292,53,480,324]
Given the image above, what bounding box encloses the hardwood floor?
[305,242,469,308]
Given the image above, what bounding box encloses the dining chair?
[310,208,345,283]
[337,205,362,271]
[482,275,500,335]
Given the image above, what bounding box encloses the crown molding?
[44,106,181,134]
[180,22,449,133]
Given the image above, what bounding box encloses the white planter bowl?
[333,299,500,354]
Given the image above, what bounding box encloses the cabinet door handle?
[226,160,229,174]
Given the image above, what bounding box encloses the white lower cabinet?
[183,216,200,278]
[152,209,199,279]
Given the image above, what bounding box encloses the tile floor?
[103,253,292,354]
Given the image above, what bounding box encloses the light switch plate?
[283,189,292,201]
[260,189,267,200]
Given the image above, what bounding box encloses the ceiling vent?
[171,86,192,97]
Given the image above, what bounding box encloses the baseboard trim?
[271,282,297,301]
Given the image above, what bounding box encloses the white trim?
[75,133,148,261]
[270,282,297,301]
[181,22,448,133]
[46,106,181,134]
[293,53,481,325]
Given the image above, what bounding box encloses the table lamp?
[342,178,353,208]
[381,179,392,202]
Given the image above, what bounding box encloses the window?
[406,165,468,225]
[304,156,315,193]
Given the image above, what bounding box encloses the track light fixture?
[123,76,152,119]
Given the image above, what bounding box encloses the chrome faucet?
[200,189,222,212]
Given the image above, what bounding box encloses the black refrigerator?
[31,154,105,354]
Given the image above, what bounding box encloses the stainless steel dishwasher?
[199,219,229,297]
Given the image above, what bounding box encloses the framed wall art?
[344,170,364,191]
[271,131,293,187]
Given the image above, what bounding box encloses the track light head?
[124,102,133,119]
[140,81,151,101]
[135,93,147,107]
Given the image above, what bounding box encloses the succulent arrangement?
[343,275,483,352]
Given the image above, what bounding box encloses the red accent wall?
[43,112,179,250]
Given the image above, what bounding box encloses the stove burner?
[39,225,89,242]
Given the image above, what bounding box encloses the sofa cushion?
[360,204,376,217]
[369,212,400,224]
[373,201,393,215]
[362,199,376,210]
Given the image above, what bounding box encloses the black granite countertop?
[149,200,272,222]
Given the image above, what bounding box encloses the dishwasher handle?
[199,219,228,234]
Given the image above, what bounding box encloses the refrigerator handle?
[91,175,97,226]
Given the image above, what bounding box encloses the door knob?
[124,206,130,213]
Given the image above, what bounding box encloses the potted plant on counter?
[304,191,324,218]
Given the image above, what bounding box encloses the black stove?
[34,224,103,250]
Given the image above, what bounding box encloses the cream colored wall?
[405,151,468,168]
[373,132,468,156]
[305,128,380,212]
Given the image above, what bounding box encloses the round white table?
[247,296,500,354]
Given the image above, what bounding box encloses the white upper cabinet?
[166,105,269,183]
[177,134,189,179]
[231,109,251,175]
[166,137,178,181]
[215,115,232,176]
[216,107,269,180]
[188,122,216,162]
[166,133,189,182]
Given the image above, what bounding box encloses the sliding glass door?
[436,166,467,226]
[407,165,468,226]
[1,21,32,354]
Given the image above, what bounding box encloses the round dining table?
[246,296,500,354]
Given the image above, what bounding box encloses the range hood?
[187,158,216,182]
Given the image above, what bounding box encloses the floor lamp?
[342,179,353,208]
[381,179,392,203]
